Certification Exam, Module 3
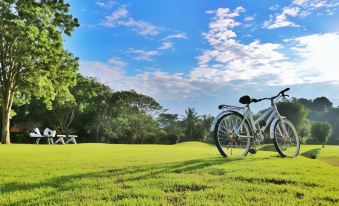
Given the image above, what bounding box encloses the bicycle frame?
[246,104,279,133]
[211,97,286,142]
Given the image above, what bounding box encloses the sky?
[65,0,339,115]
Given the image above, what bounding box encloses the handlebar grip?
[281,88,290,93]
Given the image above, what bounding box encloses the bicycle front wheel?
[214,112,252,158]
[273,119,300,158]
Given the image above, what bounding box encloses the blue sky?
[65,0,339,115]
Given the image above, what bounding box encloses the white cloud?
[102,7,128,27]
[293,0,310,6]
[79,60,202,100]
[263,7,300,29]
[108,57,127,69]
[82,7,339,102]
[264,0,339,29]
[192,7,339,86]
[191,7,287,83]
[127,49,160,61]
[269,4,280,11]
[96,0,116,9]
[163,33,188,41]
[158,42,174,50]
[289,33,339,83]
[244,16,255,21]
[79,33,339,101]
[79,60,125,87]
[102,6,160,36]
[128,33,186,61]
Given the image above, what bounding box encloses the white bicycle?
[211,88,300,158]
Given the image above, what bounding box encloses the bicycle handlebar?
[251,88,290,103]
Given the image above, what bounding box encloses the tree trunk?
[1,90,13,144]
[1,108,11,144]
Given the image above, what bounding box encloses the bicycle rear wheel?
[273,119,300,158]
[214,112,252,158]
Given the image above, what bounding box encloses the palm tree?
[183,107,200,141]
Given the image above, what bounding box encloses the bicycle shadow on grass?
[301,148,321,159]
[0,156,272,205]
[257,144,276,151]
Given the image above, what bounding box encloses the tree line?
[8,74,213,144]
[7,73,338,146]
[276,97,336,146]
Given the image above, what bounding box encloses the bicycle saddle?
[239,95,251,104]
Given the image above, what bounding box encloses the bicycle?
[210,88,300,158]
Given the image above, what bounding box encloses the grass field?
[0,142,338,205]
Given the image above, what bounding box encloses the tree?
[311,121,332,148]
[129,112,160,144]
[158,113,183,144]
[46,101,76,135]
[200,115,214,143]
[182,107,200,141]
[109,91,164,144]
[277,99,310,142]
[312,97,332,112]
[111,90,164,116]
[73,76,113,142]
[0,0,79,143]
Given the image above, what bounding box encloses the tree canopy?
[311,121,332,147]
[0,0,79,143]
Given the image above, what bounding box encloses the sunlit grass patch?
[0,142,338,205]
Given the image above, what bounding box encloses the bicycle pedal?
[249,148,257,154]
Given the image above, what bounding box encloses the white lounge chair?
[29,128,44,144]
[29,128,55,144]
[43,128,56,144]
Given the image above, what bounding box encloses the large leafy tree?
[277,98,310,142]
[312,97,332,112]
[158,113,183,144]
[0,0,79,143]
[311,121,332,148]
[108,91,164,143]
[48,75,112,136]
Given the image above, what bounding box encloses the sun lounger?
[29,128,55,144]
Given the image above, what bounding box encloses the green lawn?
[0,142,338,205]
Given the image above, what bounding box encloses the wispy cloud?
[102,6,160,36]
[108,57,127,69]
[96,0,116,9]
[127,32,187,61]
[79,60,202,100]
[127,49,160,61]
[163,33,188,41]
[244,14,256,21]
[264,0,339,29]
[158,42,174,50]
[263,7,300,29]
